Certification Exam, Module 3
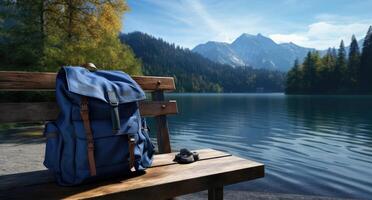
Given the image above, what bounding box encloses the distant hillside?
[193,33,314,71]
[120,32,285,93]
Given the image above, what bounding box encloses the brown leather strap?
[128,136,135,171]
[80,96,97,176]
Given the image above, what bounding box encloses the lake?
[149,93,372,199]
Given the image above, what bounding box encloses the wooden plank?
[133,76,175,92]
[0,101,178,123]
[0,170,54,192]
[152,91,172,154]
[0,71,176,91]
[0,149,230,191]
[151,149,231,167]
[139,100,178,117]
[0,151,264,200]
[71,155,264,200]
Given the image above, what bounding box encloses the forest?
[0,0,140,74]
[121,32,285,93]
[286,26,372,94]
[2,2,372,95]
[1,1,285,93]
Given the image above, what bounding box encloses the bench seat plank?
[151,148,231,167]
[0,149,264,200]
[0,149,231,190]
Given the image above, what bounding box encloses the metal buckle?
[129,135,135,143]
[110,101,119,107]
[81,104,88,111]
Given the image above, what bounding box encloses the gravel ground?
[0,127,357,200]
[0,126,46,175]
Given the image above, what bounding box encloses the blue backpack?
[43,66,154,186]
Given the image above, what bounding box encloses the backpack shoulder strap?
[80,96,97,176]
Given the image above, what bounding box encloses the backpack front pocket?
[43,122,60,171]
[73,118,138,180]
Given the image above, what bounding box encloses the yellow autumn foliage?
[40,0,141,74]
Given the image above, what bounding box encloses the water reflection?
[148,93,372,199]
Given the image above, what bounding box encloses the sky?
[123,0,372,50]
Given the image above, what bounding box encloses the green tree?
[335,40,347,91]
[302,52,317,93]
[0,0,46,68]
[285,26,372,95]
[311,51,323,92]
[42,0,141,73]
[285,59,302,94]
[0,0,141,74]
[360,26,372,93]
[318,48,335,93]
[348,35,361,90]
[331,47,337,58]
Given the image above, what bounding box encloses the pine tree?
[284,27,372,95]
[323,48,337,68]
[335,40,347,91]
[331,47,337,58]
[311,51,323,92]
[302,51,317,93]
[285,59,302,94]
[348,35,361,90]
[319,49,335,93]
[360,26,372,93]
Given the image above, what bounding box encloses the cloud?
[125,1,372,49]
[126,0,253,47]
[270,34,309,45]
[314,13,356,22]
[269,21,371,49]
[187,1,231,42]
[170,0,270,45]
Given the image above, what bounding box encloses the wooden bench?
[0,71,264,200]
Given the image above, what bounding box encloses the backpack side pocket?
[43,122,60,172]
[139,118,155,168]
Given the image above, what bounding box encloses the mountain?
[193,33,315,71]
[192,41,244,66]
[280,42,315,60]
[120,32,285,93]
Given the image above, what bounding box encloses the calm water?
[149,93,372,199]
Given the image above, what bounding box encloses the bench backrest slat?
[0,71,176,91]
[0,101,177,123]
[0,70,175,154]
